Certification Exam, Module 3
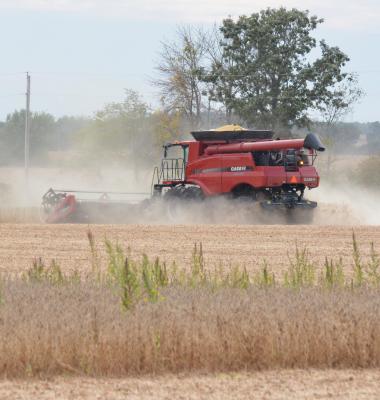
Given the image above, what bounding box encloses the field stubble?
[2,370,380,399]
[0,223,379,275]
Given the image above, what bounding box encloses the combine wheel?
[164,185,203,222]
[182,186,204,201]
[231,184,257,202]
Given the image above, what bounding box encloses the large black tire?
[164,186,204,222]
[231,184,258,202]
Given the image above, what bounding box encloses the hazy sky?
[0,0,379,122]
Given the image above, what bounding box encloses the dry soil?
[1,370,380,399]
[0,224,379,275]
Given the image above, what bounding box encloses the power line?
[2,66,380,78]
[0,69,377,81]
[0,93,24,98]
[0,72,25,77]
[30,71,150,78]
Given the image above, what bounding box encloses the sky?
[0,0,379,122]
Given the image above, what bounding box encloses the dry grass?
[1,232,380,378]
[1,281,380,377]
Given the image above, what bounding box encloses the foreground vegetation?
[0,231,380,377]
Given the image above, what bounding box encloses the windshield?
[165,144,188,164]
[252,149,315,166]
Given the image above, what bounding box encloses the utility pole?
[24,72,31,186]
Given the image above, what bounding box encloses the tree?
[151,110,182,151]
[53,116,91,151]
[0,110,56,165]
[316,73,364,171]
[205,8,361,131]
[94,89,150,152]
[153,26,208,129]
[29,112,56,160]
[366,122,380,153]
[317,74,363,126]
[200,25,240,123]
[77,90,155,172]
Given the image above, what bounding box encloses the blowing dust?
[309,182,380,225]
[0,165,378,225]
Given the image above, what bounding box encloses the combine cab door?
[284,149,301,184]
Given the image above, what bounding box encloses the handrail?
[151,166,159,195]
[159,158,184,182]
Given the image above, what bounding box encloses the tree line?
[0,7,376,168]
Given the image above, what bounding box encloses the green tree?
[29,112,56,160]
[205,8,361,131]
[77,90,154,170]
[53,116,91,151]
[0,110,56,165]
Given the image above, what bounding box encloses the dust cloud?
[0,164,379,226]
[0,167,152,206]
[310,181,380,226]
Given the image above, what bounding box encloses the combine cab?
[42,125,325,223]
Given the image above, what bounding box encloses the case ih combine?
[41,126,325,224]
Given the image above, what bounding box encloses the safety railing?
[159,158,185,182]
[151,158,185,195]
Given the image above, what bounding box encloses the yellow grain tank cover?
[212,125,248,132]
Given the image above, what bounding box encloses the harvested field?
[0,224,379,275]
[2,370,380,399]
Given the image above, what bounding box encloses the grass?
[1,230,380,377]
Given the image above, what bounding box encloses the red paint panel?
[205,139,305,155]
[186,155,222,195]
[221,153,257,193]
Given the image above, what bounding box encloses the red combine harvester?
[41,126,325,223]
